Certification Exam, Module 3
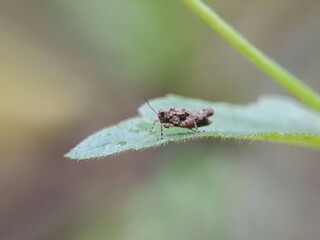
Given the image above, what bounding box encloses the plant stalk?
[183,0,320,111]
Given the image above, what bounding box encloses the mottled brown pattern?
[150,108,214,139]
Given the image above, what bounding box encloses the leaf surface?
[66,95,320,159]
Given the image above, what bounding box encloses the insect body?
[145,98,214,139]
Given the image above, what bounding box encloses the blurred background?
[1,0,320,239]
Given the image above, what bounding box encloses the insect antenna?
[144,97,158,115]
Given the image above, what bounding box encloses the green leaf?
[65,95,320,160]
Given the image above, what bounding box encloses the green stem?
[182,0,320,111]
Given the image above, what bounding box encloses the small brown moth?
[144,98,214,139]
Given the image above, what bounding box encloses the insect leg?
[189,121,205,133]
[149,119,159,132]
[193,121,200,132]
[158,124,163,140]
[186,121,199,133]
[188,128,198,133]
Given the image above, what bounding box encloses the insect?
[144,98,214,139]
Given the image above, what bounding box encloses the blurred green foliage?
[76,146,237,240]
[1,1,320,240]
[49,0,202,91]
